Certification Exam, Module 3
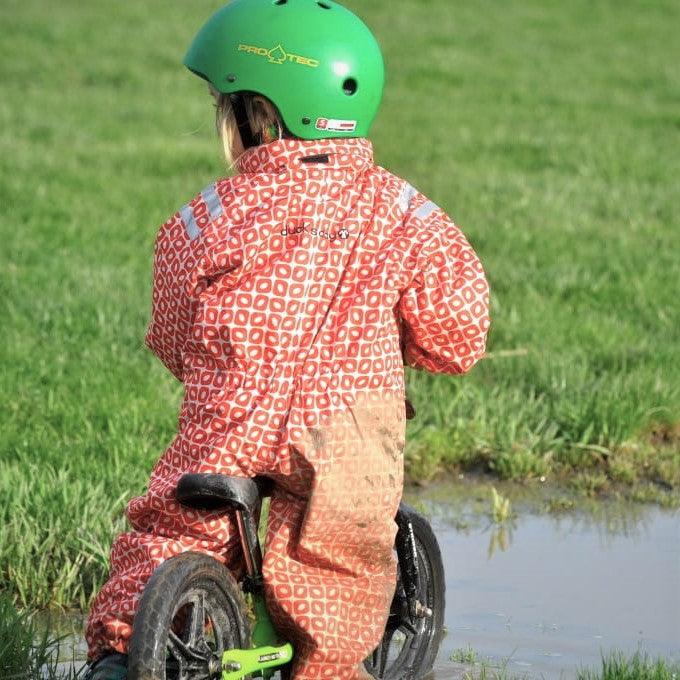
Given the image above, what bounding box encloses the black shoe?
[83,652,128,680]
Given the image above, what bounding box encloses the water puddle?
[47,481,678,679]
[407,480,680,678]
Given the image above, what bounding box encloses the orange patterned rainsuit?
[86,137,490,680]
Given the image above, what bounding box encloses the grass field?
[1,0,679,611]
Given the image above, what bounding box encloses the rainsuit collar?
[237,137,374,174]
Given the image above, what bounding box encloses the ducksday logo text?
[238,43,319,68]
[281,223,349,241]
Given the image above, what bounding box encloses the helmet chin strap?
[230,94,259,150]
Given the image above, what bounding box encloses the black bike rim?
[164,582,241,680]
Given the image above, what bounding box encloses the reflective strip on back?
[201,185,223,222]
[415,200,439,221]
[180,204,201,241]
[399,183,417,213]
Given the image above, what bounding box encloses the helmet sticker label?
[238,43,319,68]
[316,118,357,132]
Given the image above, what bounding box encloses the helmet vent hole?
[317,1,332,8]
[342,78,358,96]
[274,0,287,5]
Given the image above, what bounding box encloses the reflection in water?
[551,504,652,545]
[480,506,655,561]
[487,523,515,560]
[415,480,670,547]
[406,481,680,679]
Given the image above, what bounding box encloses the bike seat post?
[235,508,264,587]
[175,473,269,588]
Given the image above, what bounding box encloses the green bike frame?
[221,592,293,680]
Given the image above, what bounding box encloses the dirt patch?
[648,422,680,448]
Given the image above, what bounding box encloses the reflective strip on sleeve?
[179,186,222,242]
[180,204,201,241]
[399,183,417,213]
[415,200,440,221]
[201,185,223,222]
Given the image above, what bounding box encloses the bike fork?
[395,511,433,626]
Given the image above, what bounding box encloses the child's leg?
[264,397,405,680]
[85,471,241,661]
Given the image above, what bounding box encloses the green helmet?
[183,0,384,139]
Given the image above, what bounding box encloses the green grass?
[577,651,680,680]
[450,644,479,665]
[1,0,679,610]
[0,594,82,679]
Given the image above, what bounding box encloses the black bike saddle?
[176,473,272,513]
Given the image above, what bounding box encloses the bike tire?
[127,552,251,680]
[366,503,446,680]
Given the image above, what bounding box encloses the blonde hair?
[215,93,283,167]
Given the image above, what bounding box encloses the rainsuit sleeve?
[145,180,237,382]
[398,217,490,375]
[145,209,199,382]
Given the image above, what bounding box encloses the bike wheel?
[127,552,251,680]
[365,504,445,680]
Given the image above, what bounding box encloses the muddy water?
[407,481,680,679]
[51,482,678,679]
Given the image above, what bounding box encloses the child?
[85,1,490,678]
